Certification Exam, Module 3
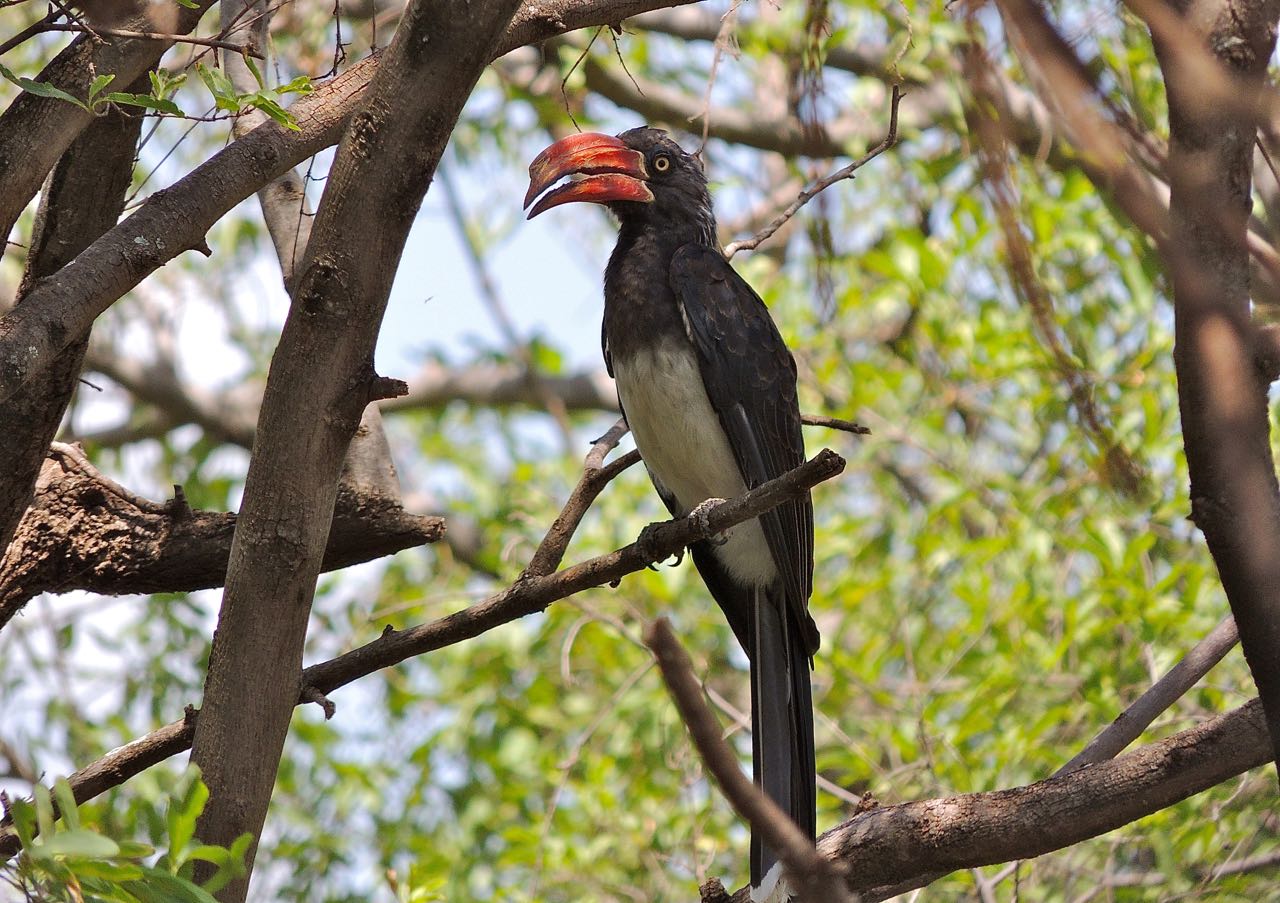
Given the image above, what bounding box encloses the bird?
[525,127,818,902]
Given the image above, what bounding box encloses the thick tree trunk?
[1154,0,1280,769]
[185,3,523,899]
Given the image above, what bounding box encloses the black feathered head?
[524,127,716,241]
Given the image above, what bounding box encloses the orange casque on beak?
[524,132,654,219]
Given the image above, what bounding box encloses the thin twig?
[0,9,57,57]
[1209,847,1280,879]
[45,0,100,43]
[523,418,641,578]
[1057,615,1240,775]
[800,413,870,435]
[35,22,264,58]
[693,1,741,155]
[724,85,903,258]
[645,618,856,903]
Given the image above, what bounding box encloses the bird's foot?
[638,523,683,569]
[689,497,728,546]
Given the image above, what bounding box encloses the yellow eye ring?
[653,154,671,172]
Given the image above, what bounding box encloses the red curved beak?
[524,132,653,219]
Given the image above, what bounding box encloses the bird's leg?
[689,497,728,546]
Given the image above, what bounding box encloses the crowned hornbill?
[525,128,818,900]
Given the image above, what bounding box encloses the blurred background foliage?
[1,0,1275,900]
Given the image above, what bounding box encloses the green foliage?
[195,63,313,130]
[2,0,1276,900]
[0,51,310,125]
[2,771,250,902]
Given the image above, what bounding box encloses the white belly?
[613,342,778,587]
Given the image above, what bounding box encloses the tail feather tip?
[750,862,792,903]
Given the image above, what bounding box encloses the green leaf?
[196,63,240,111]
[275,75,314,96]
[34,784,54,841]
[68,859,147,881]
[0,61,89,110]
[166,772,208,865]
[243,55,266,89]
[88,73,115,105]
[9,797,36,848]
[53,778,80,831]
[149,68,187,99]
[115,841,155,858]
[197,833,251,894]
[33,829,120,859]
[249,95,298,130]
[105,92,183,116]
[125,867,221,903]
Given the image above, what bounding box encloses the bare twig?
[523,418,641,578]
[693,2,740,154]
[1210,847,1280,880]
[1057,616,1240,774]
[800,413,870,435]
[34,22,264,57]
[646,617,856,903]
[0,737,37,785]
[724,85,902,258]
[0,9,57,57]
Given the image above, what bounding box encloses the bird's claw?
[638,523,689,569]
[689,497,728,546]
[638,523,670,569]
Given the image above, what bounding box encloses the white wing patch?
[613,340,778,587]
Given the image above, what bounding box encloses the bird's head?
[524,128,714,236]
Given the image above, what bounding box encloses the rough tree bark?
[1153,0,1280,767]
[0,83,145,552]
[0,443,443,625]
[0,0,217,260]
[184,2,523,899]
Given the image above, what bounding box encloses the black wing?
[669,244,818,658]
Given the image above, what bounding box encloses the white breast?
[612,341,778,587]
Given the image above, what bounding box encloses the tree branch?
[0,448,847,860]
[581,54,869,158]
[522,417,640,578]
[0,0,723,405]
[1149,0,1280,768]
[0,0,217,259]
[0,443,444,627]
[647,617,855,903]
[699,699,1272,902]
[0,77,145,553]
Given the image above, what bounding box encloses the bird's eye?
[652,154,671,173]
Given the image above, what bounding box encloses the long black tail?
[748,585,816,893]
